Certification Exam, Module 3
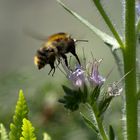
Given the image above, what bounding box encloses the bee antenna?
[74,39,88,43]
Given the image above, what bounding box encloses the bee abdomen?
[34,56,46,69]
[34,49,47,69]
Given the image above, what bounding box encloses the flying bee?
[34,32,88,76]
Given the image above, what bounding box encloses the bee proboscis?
[34,32,88,76]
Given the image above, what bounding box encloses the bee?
[34,32,88,76]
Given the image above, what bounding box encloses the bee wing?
[23,28,48,41]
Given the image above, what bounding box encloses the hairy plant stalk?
[123,0,138,140]
[92,103,108,140]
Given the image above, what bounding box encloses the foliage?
[0,90,51,140]
[59,85,88,111]
[1,0,140,140]
[20,118,36,140]
[59,61,119,140]
[57,0,140,140]
[0,123,9,140]
[109,125,115,140]
[9,90,29,140]
[43,133,51,140]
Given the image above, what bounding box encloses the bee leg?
[61,54,73,71]
[48,63,55,76]
[61,54,68,67]
[51,68,55,76]
[48,67,55,76]
[69,46,81,65]
[55,57,61,68]
[72,53,81,65]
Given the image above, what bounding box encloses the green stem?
[92,103,108,140]
[91,0,124,49]
[123,0,138,140]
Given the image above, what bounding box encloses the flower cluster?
[59,58,123,112]
[62,59,106,88]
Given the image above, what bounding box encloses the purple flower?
[69,65,85,87]
[88,59,105,86]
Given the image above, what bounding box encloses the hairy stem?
[92,103,108,140]
[123,0,138,140]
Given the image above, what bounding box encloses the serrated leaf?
[43,133,51,140]
[0,123,9,140]
[65,103,79,111]
[80,112,99,133]
[109,125,115,140]
[59,88,81,111]
[9,90,29,140]
[20,118,36,140]
[57,0,119,50]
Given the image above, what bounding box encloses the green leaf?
[0,123,9,140]
[82,84,88,103]
[80,112,99,133]
[60,85,86,111]
[57,0,119,50]
[109,125,115,140]
[90,86,101,104]
[43,133,51,140]
[20,118,36,140]
[90,0,124,49]
[62,85,73,96]
[98,96,113,117]
[9,90,29,140]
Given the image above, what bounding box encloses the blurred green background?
[0,0,123,139]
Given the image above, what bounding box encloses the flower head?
[88,59,105,86]
[107,82,123,97]
[69,65,85,87]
